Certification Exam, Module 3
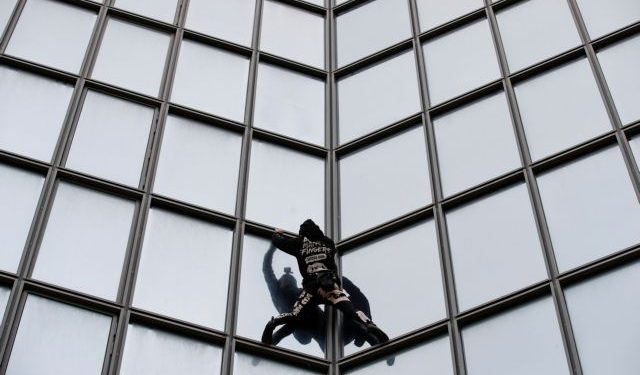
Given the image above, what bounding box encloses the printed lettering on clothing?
[305,253,327,264]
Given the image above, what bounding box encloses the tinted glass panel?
[416,0,484,31]
[246,140,324,232]
[92,19,170,97]
[597,34,640,125]
[6,0,96,73]
[186,0,255,46]
[33,183,135,300]
[631,136,640,167]
[515,59,611,161]
[537,146,640,271]
[119,324,222,375]
[114,0,177,23]
[496,0,581,72]
[338,51,421,144]
[337,0,411,67]
[153,115,242,214]
[0,0,16,35]
[576,0,640,39]
[341,221,446,355]
[0,67,73,162]
[236,235,325,357]
[6,295,111,375]
[340,126,431,238]
[447,184,547,311]
[423,19,500,105]
[434,92,520,197]
[0,165,43,273]
[234,352,320,374]
[463,297,570,375]
[565,261,640,375]
[0,287,10,322]
[133,209,233,328]
[254,63,325,145]
[260,0,324,68]
[66,91,154,187]
[171,40,249,122]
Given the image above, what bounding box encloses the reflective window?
[260,0,324,69]
[119,324,222,375]
[171,40,249,122]
[246,140,324,232]
[254,63,325,145]
[447,184,547,311]
[565,261,640,375]
[338,51,421,144]
[0,286,10,322]
[0,67,73,162]
[496,0,581,73]
[133,209,233,328]
[537,146,640,272]
[337,0,411,67]
[32,183,135,300]
[66,91,154,187]
[234,352,320,374]
[576,0,640,39]
[0,0,17,36]
[186,0,255,46]
[0,165,43,273]
[91,19,170,97]
[6,0,96,73]
[631,136,640,167]
[515,59,611,161]
[423,19,500,105]
[340,126,431,238]
[236,235,325,357]
[597,34,640,125]
[416,0,484,31]
[434,92,520,197]
[6,295,111,375]
[345,336,454,375]
[153,115,242,214]
[463,297,569,375]
[114,0,178,24]
[341,221,447,355]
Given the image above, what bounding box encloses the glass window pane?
[447,184,547,311]
[597,34,640,125]
[496,0,581,72]
[434,92,520,197]
[254,63,325,145]
[234,352,320,374]
[185,0,255,46]
[6,295,112,375]
[246,140,324,232]
[463,297,570,375]
[133,209,233,328]
[0,0,17,35]
[153,115,242,214]
[416,0,484,31]
[0,67,74,162]
[91,19,170,97]
[0,165,43,273]
[337,0,412,67]
[423,19,500,105]
[340,126,431,238]
[236,235,326,357]
[537,146,640,272]
[114,0,177,23]
[66,91,154,187]
[32,183,135,300]
[119,324,222,375]
[171,40,249,122]
[260,0,324,69]
[576,0,640,39]
[341,221,447,355]
[515,59,611,161]
[0,286,10,322]
[631,136,640,167]
[6,0,96,73]
[345,336,454,375]
[565,261,640,375]
[338,51,421,144]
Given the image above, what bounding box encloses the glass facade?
[0,1,638,374]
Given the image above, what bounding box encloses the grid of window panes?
[0,0,639,374]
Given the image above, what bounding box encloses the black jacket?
[272,233,338,284]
